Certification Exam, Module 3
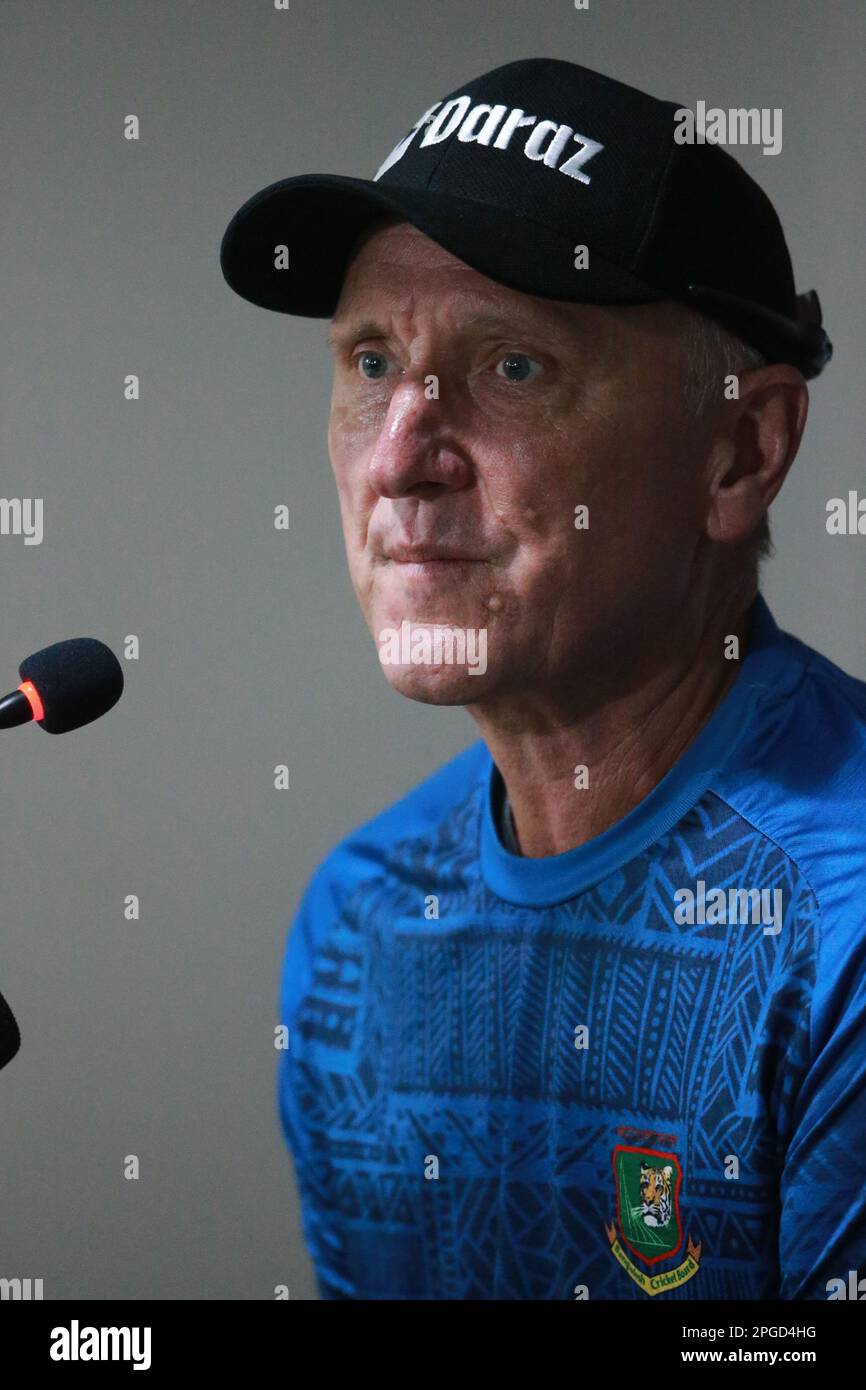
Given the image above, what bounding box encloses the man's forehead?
[332,217,697,356]
[333,219,592,335]
[345,216,457,270]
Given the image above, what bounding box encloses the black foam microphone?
[0,637,124,734]
[0,638,124,1071]
[0,990,21,1070]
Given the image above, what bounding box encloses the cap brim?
[219,173,667,317]
[685,284,832,381]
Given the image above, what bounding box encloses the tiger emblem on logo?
[607,1144,701,1292]
[639,1161,674,1228]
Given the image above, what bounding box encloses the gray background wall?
[0,0,862,1299]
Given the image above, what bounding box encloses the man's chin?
[379,662,492,706]
[370,610,493,703]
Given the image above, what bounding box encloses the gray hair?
[682,311,772,561]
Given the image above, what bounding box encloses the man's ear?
[705,364,809,545]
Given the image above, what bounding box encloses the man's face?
[327,220,711,706]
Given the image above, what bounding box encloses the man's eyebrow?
[463,311,555,338]
[326,319,384,350]
[326,309,559,350]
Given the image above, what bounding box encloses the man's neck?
[470,586,758,859]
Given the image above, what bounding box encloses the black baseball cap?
[220,57,832,379]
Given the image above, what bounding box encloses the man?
[220,59,865,1299]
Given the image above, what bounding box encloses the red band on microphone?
[18,680,44,722]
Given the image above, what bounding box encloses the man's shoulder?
[301,738,490,903]
[716,619,866,937]
[782,623,866,722]
[280,741,490,1021]
[727,618,866,815]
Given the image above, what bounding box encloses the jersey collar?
[479,592,802,907]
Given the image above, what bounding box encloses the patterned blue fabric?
[278,595,866,1299]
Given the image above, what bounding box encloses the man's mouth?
[383,545,480,564]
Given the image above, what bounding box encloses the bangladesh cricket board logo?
[605,1144,702,1295]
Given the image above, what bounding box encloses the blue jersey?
[277,593,866,1299]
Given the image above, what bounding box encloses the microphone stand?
[0,689,36,729]
[0,691,29,1066]
[0,988,21,1070]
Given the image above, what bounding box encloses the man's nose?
[367,378,473,499]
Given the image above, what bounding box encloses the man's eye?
[495,353,542,383]
[356,350,390,380]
